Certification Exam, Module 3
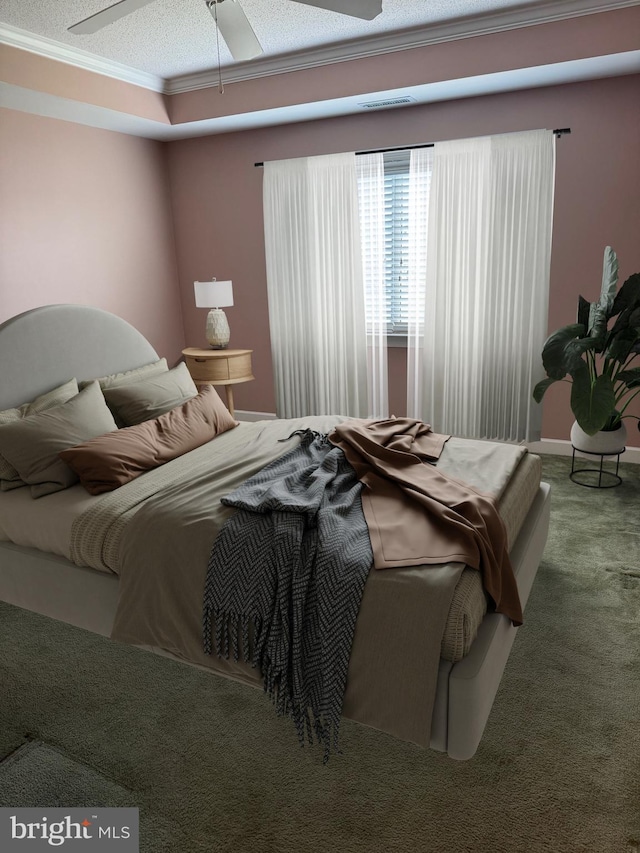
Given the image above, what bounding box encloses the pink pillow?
[60,385,237,495]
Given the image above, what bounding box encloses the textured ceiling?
[0,0,573,81]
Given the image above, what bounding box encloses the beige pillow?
[79,358,168,392]
[61,385,238,495]
[0,378,79,490]
[102,362,198,426]
[0,381,118,498]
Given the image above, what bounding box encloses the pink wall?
[1,45,169,123]
[0,108,185,363]
[1,73,637,445]
[170,7,640,126]
[167,74,640,444]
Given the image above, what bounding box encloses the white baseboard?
[526,438,640,464]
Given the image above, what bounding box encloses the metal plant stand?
[570,446,624,488]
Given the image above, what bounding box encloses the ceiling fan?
[68,0,383,62]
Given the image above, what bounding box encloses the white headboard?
[0,304,159,410]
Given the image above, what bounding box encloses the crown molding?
[0,23,165,93]
[166,0,640,93]
[1,0,638,96]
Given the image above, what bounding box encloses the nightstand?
[182,347,254,417]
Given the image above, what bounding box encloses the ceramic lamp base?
[206,308,230,349]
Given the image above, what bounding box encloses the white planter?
[570,419,627,454]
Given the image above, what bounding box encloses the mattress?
[443,451,542,661]
[0,437,541,662]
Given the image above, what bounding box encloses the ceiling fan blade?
[289,0,382,21]
[207,1,263,61]
[68,0,158,35]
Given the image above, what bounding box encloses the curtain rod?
[254,128,571,167]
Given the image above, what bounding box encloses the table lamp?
[194,279,234,348]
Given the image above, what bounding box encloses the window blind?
[359,150,429,336]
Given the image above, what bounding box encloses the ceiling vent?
[358,96,417,109]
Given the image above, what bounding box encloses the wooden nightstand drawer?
[182,348,254,417]
[183,348,254,384]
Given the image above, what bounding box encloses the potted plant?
[533,246,640,453]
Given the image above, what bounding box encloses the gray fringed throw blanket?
[202,430,372,761]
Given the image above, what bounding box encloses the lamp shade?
[194,280,234,308]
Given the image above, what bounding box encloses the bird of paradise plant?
[533,246,640,435]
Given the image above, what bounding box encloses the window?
[380,153,411,335]
[358,150,430,338]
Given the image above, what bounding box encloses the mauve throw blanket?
[329,418,522,626]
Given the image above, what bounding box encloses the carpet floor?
[0,739,135,807]
[0,454,638,853]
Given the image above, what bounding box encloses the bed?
[0,304,551,760]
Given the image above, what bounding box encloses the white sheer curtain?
[406,148,433,419]
[263,153,369,418]
[356,152,388,418]
[407,129,555,442]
